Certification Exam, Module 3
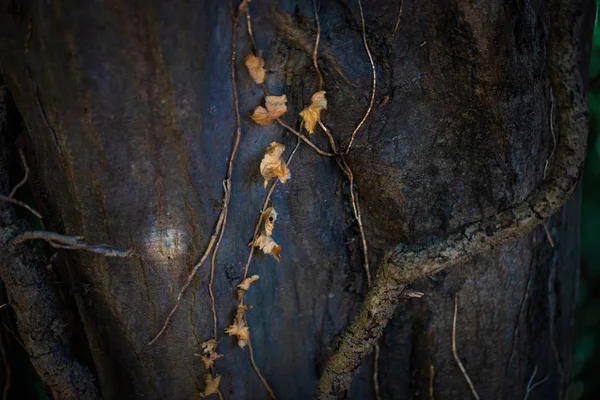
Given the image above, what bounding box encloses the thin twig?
[9,149,29,198]
[0,196,42,219]
[544,88,557,179]
[507,255,535,370]
[247,336,277,399]
[335,155,372,287]
[452,297,480,400]
[272,10,356,87]
[523,366,548,400]
[392,0,405,37]
[12,231,133,257]
[277,119,334,157]
[346,0,376,153]
[543,223,555,247]
[318,120,338,153]
[0,305,7,310]
[243,1,257,55]
[208,182,229,340]
[317,122,371,286]
[548,262,564,386]
[217,389,224,400]
[207,0,245,342]
[373,343,381,400]
[429,364,435,400]
[148,216,223,345]
[311,0,324,91]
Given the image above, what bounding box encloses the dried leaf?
[253,233,281,262]
[250,95,287,125]
[225,304,251,348]
[238,0,249,13]
[262,207,278,236]
[238,275,260,291]
[199,374,221,397]
[244,53,266,84]
[260,142,290,187]
[198,339,222,370]
[299,91,327,134]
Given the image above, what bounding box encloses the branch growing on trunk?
[316,0,589,397]
[0,84,99,399]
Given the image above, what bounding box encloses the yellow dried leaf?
[198,339,222,370]
[238,275,260,291]
[299,91,327,134]
[260,142,290,187]
[253,232,281,262]
[262,207,278,236]
[225,320,249,343]
[239,0,249,13]
[199,374,221,398]
[250,95,287,125]
[225,304,251,348]
[244,53,266,84]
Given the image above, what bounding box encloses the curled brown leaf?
[225,304,251,348]
[198,339,223,370]
[238,275,260,291]
[253,233,281,262]
[263,207,278,236]
[299,91,327,133]
[260,142,290,188]
[244,53,266,84]
[250,95,287,125]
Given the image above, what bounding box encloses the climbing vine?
[145,0,589,399]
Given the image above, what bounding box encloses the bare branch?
[0,196,42,219]
[12,231,133,257]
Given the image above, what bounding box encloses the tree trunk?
[0,0,592,399]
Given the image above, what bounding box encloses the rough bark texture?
[0,83,99,400]
[0,0,592,399]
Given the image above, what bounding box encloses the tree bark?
[0,0,593,399]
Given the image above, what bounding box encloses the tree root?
[315,0,589,397]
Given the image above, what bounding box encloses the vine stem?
[149,0,243,347]
[345,0,376,153]
[452,297,480,400]
[311,0,324,91]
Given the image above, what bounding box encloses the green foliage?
[571,3,600,398]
